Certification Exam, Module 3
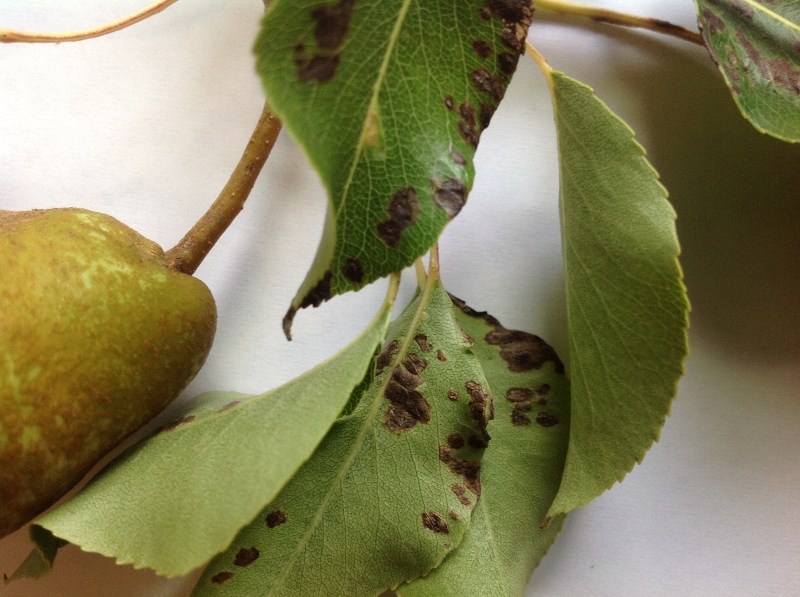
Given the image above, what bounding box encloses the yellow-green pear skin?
[0,208,217,538]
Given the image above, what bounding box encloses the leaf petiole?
[0,0,181,44]
[535,0,704,46]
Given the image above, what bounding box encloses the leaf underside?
[32,295,395,577]
[4,527,63,585]
[254,0,535,335]
[192,280,492,597]
[397,298,570,597]
[696,0,800,142]
[543,70,690,520]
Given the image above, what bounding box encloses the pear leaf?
[4,527,65,585]
[696,0,800,142]
[539,67,689,520]
[32,280,399,577]
[192,277,491,597]
[254,0,535,336]
[397,298,570,597]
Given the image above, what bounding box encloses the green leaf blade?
[255,0,534,332]
[397,299,570,597]
[544,71,689,519]
[696,0,800,142]
[193,280,492,597]
[33,290,397,577]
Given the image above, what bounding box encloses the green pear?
[0,208,217,538]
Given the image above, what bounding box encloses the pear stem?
[535,0,704,47]
[165,101,282,275]
[0,0,181,43]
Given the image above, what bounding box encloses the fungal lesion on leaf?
[376,188,420,248]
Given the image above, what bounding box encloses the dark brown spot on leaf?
[479,6,492,21]
[500,26,524,53]
[422,512,450,534]
[447,433,465,450]
[439,445,453,463]
[342,257,364,283]
[377,188,420,248]
[294,40,305,53]
[485,328,564,373]
[465,381,489,429]
[506,387,533,411]
[300,271,333,309]
[735,30,800,95]
[444,95,455,110]
[511,410,531,426]
[234,547,260,567]
[730,0,755,20]
[468,435,488,449]
[434,179,467,218]
[451,148,466,166]
[536,383,551,395]
[162,415,196,432]
[266,510,288,528]
[219,400,241,412]
[297,54,340,83]
[452,484,472,507]
[536,412,560,427]
[472,68,506,102]
[384,366,431,432]
[437,349,447,362]
[457,101,480,148]
[498,51,517,75]
[450,509,461,520]
[211,572,234,585]
[376,340,400,376]
[404,354,428,375]
[702,8,726,36]
[472,40,492,58]
[480,103,495,130]
[447,390,459,401]
[311,0,356,50]
[449,459,481,496]
[415,334,433,352]
[488,0,533,24]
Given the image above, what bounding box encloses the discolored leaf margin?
[528,50,690,521]
[30,278,399,577]
[696,0,800,142]
[192,274,492,597]
[254,0,535,337]
[397,298,570,597]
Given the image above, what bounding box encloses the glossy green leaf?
[696,0,800,142]
[540,68,689,520]
[32,281,398,577]
[4,527,64,585]
[254,0,534,336]
[397,298,570,597]
[192,277,491,597]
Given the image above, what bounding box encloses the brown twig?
[165,102,282,275]
[1,0,180,43]
[535,0,704,47]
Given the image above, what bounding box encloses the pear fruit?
[0,208,217,538]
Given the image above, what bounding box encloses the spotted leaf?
[192,276,491,597]
[254,0,535,337]
[696,0,800,142]
[397,298,570,597]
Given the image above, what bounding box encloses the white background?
[1,1,799,596]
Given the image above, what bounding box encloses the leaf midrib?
[736,0,800,34]
[335,0,414,219]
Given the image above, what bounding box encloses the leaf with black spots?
[255,0,535,336]
[696,0,800,142]
[192,275,491,597]
[397,299,570,597]
[31,280,399,577]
